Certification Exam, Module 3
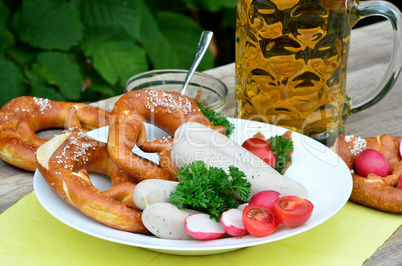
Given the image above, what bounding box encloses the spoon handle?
[180,31,213,95]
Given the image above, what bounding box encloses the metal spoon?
[180,30,213,95]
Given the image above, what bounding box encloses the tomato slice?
[242,138,277,168]
[273,196,314,227]
[242,204,279,237]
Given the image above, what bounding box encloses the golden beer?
[235,0,353,143]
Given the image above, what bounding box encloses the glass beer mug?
[235,0,402,145]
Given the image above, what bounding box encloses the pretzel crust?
[107,89,226,182]
[0,96,109,171]
[36,127,148,233]
[333,134,402,213]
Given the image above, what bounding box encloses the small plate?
[33,118,352,255]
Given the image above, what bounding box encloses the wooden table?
[0,21,401,264]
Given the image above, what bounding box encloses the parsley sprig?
[269,135,294,174]
[197,101,235,137]
[169,161,251,222]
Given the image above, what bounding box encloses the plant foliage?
[0,0,236,107]
[170,160,251,222]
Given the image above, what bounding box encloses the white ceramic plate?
[33,118,352,255]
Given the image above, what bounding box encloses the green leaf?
[0,0,14,52]
[92,42,148,88]
[83,81,116,101]
[0,30,14,53]
[183,0,236,12]
[11,0,83,50]
[0,58,27,108]
[72,51,120,100]
[82,26,148,88]
[29,82,65,102]
[35,52,83,100]
[6,44,40,66]
[138,1,182,69]
[145,0,183,11]
[0,0,10,29]
[222,7,236,28]
[157,12,214,71]
[77,0,142,39]
[206,0,236,10]
[138,3,215,70]
[25,65,67,101]
[27,63,53,84]
[81,26,133,56]
[269,135,294,174]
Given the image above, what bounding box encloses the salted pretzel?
[0,96,109,171]
[333,134,402,213]
[107,89,226,182]
[36,127,149,233]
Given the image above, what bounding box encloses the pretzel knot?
[333,134,402,213]
[36,127,148,233]
[107,89,226,182]
[0,96,109,171]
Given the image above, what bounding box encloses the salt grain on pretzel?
[0,96,109,171]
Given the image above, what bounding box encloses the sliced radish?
[184,213,225,240]
[221,209,247,237]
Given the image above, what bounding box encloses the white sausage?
[133,179,179,210]
[237,203,248,211]
[141,202,197,240]
[171,122,308,199]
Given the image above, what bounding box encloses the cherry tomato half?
[242,138,277,168]
[242,204,279,237]
[273,196,314,227]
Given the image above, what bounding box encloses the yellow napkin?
[0,192,400,266]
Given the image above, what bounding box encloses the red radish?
[184,213,225,240]
[355,149,392,177]
[249,190,282,212]
[397,177,402,189]
[221,209,247,237]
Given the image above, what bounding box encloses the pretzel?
[36,127,149,233]
[0,96,109,171]
[107,89,226,182]
[333,134,402,213]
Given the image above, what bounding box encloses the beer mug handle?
[350,1,402,114]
